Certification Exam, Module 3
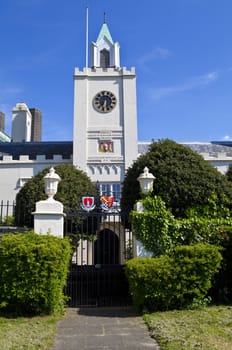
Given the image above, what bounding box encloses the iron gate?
[64,208,133,306]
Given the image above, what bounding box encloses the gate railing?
[0,200,16,225]
[64,209,134,265]
[64,208,133,306]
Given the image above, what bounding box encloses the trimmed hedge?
[210,226,232,303]
[0,232,72,315]
[125,243,222,312]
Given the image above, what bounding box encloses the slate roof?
[138,141,232,157]
[0,141,73,160]
[183,142,232,157]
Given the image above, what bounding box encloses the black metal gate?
[64,208,133,307]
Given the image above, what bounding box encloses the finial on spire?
[104,12,106,23]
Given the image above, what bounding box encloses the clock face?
[93,91,117,113]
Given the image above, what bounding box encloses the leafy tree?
[121,139,232,218]
[225,164,232,183]
[15,164,96,227]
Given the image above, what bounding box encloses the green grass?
[1,306,232,349]
[144,305,232,350]
[0,313,59,350]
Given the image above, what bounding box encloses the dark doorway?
[94,229,119,265]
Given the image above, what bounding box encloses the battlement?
[74,66,136,77]
[0,154,72,163]
[0,141,73,162]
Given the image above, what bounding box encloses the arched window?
[100,49,110,68]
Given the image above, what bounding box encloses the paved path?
[51,307,160,350]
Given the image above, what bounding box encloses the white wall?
[73,67,138,185]
[0,155,71,204]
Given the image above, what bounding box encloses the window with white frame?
[99,183,121,202]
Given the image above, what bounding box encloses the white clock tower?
[73,21,138,198]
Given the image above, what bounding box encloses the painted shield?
[101,196,114,211]
[81,196,95,211]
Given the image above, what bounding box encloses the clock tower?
[73,21,138,198]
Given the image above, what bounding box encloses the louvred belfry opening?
[100,49,110,68]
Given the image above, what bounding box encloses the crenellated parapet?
[0,154,72,163]
[74,66,136,77]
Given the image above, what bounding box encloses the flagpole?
[85,5,89,68]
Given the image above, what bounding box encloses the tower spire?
[91,19,120,68]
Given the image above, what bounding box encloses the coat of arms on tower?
[98,141,113,153]
[100,196,114,211]
[81,196,95,211]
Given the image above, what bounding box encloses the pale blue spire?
[96,22,114,45]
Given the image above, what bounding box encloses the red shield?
[81,196,95,211]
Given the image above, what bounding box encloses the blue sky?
[1,0,232,142]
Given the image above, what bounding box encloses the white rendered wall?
[121,68,138,169]
[0,156,71,205]
[73,67,138,184]
[0,147,232,207]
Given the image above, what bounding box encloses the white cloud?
[222,135,232,141]
[138,47,171,66]
[151,71,218,100]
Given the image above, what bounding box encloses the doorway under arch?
[94,229,119,265]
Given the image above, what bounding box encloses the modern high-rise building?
[11,103,32,142]
[29,108,42,142]
[0,111,11,142]
[11,104,42,142]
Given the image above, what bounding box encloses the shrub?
[121,139,232,219]
[130,196,232,255]
[125,243,222,312]
[210,225,232,303]
[173,216,232,246]
[0,231,72,315]
[15,164,96,227]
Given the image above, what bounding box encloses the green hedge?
[0,232,72,315]
[210,226,232,303]
[125,243,222,312]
